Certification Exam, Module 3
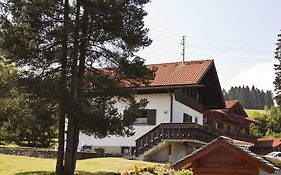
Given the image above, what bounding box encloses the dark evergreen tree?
[224,85,273,109]
[0,60,57,147]
[244,86,251,109]
[264,90,274,108]
[274,32,281,107]
[0,1,155,174]
[222,89,228,100]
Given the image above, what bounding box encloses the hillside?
[245,109,266,118]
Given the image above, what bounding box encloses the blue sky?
[137,0,281,92]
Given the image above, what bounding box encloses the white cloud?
[224,61,276,92]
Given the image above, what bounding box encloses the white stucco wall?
[79,92,204,149]
[172,95,203,125]
[170,142,187,163]
[80,93,171,147]
[147,146,170,162]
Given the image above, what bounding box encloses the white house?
[79,59,251,163]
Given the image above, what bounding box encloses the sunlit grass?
[0,154,158,175]
[245,109,266,118]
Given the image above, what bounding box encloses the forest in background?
[223,85,274,109]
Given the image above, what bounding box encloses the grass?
[245,109,266,118]
[0,142,20,148]
[0,154,158,175]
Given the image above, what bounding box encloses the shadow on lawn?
[15,171,120,175]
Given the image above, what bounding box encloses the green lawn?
[0,154,158,175]
[245,109,266,118]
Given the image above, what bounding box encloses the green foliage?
[0,0,155,173]
[124,165,193,175]
[224,85,274,109]
[0,60,58,147]
[0,91,58,147]
[0,0,155,139]
[274,33,281,105]
[133,166,141,175]
[175,169,193,175]
[249,107,281,138]
[0,61,18,98]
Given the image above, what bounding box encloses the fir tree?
[0,1,155,174]
[274,32,281,106]
[224,85,273,109]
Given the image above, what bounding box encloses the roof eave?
[135,84,205,91]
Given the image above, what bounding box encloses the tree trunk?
[56,0,69,174]
[56,108,66,175]
[64,117,76,175]
[64,6,89,174]
[70,10,89,173]
[63,1,81,174]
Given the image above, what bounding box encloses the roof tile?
[256,138,281,147]
[225,100,239,108]
[146,60,213,87]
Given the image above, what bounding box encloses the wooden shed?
[173,136,280,175]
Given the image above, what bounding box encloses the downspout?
[167,89,173,123]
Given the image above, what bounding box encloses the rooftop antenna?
[181,36,186,65]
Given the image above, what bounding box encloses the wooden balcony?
[135,123,218,156]
[203,125,257,143]
[218,129,257,143]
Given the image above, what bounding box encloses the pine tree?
[0,1,155,174]
[223,85,273,109]
[244,86,251,108]
[264,90,274,108]
[250,86,258,109]
[274,32,281,106]
[222,89,228,100]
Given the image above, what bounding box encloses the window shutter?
[147,109,156,125]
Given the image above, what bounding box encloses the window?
[183,113,192,123]
[126,109,156,125]
[203,117,208,124]
[241,128,246,134]
[217,122,224,129]
[134,110,148,124]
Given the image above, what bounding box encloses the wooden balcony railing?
[135,123,218,156]
[203,125,257,143]
[219,129,257,143]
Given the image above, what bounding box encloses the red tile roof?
[256,138,281,147]
[146,60,213,87]
[225,100,239,108]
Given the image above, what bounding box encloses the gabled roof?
[225,100,239,108]
[173,136,280,173]
[145,60,213,87]
[204,100,257,124]
[256,138,281,148]
[225,100,248,117]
